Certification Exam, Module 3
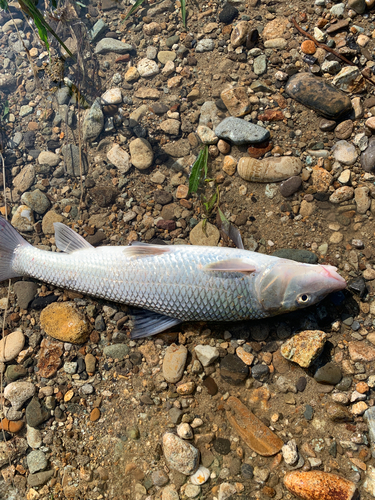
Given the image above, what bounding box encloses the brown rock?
[281,330,327,368]
[262,17,288,40]
[37,338,63,378]
[134,87,161,100]
[301,40,316,54]
[257,109,284,121]
[220,87,251,117]
[311,167,333,192]
[90,408,101,422]
[139,341,159,366]
[226,396,283,456]
[40,302,90,344]
[348,341,375,362]
[0,418,24,433]
[247,141,273,158]
[284,471,357,500]
[335,120,354,140]
[231,21,249,48]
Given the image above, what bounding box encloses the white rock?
[4,381,35,410]
[194,345,219,367]
[101,88,122,105]
[282,439,299,465]
[107,144,131,174]
[190,466,210,485]
[162,60,175,76]
[38,151,60,167]
[137,58,159,77]
[177,422,193,440]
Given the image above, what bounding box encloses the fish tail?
[0,217,29,281]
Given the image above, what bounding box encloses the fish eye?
[297,293,310,304]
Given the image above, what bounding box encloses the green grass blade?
[180,0,186,27]
[0,0,8,10]
[188,145,208,194]
[123,0,146,21]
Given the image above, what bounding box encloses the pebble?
[162,433,199,475]
[103,344,129,360]
[82,99,104,142]
[11,205,34,232]
[364,465,375,496]
[282,439,299,466]
[107,144,131,174]
[0,330,25,363]
[4,381,35,410]
[137,58,159,77]
[272,249,318,264]
[332,141,358,165]
[279,176,302,197]
[38,151,60,167]
[177,422,193,440]
[238,156,302,182]
[196,125,218,144]
[62,144,89,177]
[222,155,237,175]
[361,136,375,172]
[218,483,237,500]
[194,345,219,367]
[163,344,187,383]
[161,119,180,135]
[152,469,169,487]
[27,450,48,474]
[129,138,154,170]
[284,471,357,500]
[21,189,50,215]
[37,338,63,378]
[195,39,215,52]
[286,73,352,119]
[332,67,362,93]
[162,485,179,500]
[27,470,54,487]
[26,425,42,449]
[13,165,35,194]
[355,186,371,214]
[329,186,354,203]
[94,39,133,54]
[189,221,220,246]
[314,362,342,385]
[221,87,251,117]
[219,3,238,23]
[40,302,90,344]
[220,354,249,385]
[215,117,270,145]
[226,396,283,456]
[184,484,200,498]
[101,88,122,104]
[281,330,327,368]
[335,120,353,140]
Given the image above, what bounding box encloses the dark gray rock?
[314,362,342,385]
[285,73,352,119]
[26,398,50,428]
[279,176,302,197]
[251,364,270,380]
[62,144,89,177]
[220,354,249,385]
[219,3,238,23]
[213,437,231,455]
[14,281,38,309]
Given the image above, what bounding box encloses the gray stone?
[4,381,35,410]
[148,0,174,16]
[137,58,159,77]
[285,73,352,119]
[271,249,318,264]
[38,151,60,167]
[195,345,219,367]
[355,186,371,214]
[253,54,267,75]
[8,132,23,148]
[19,105,33,117]
[361,136,375,172]
[62,144,89,176]
[6,365,27,382]
[13,165,35,194]
[162,433,199,475]
[330,3,345,16]
[25,397,50,428]
[56,87,71,105]
[279,176,302,197]
[199,101,222,129]
[158,51,176,64]
[27,425,42,449]
[27,450,48,474]
[332,140,358,165]
[196,39,215,52]
[27,470,54,487]
[94,38,133,54]
[90,19,108,42]
[215,117,270,145]
[314,362,342,384]
[103,344,129,360]
[129,138,154,169]
[21,189,50,215]
[82,99,104,142]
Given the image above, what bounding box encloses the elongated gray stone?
[94,39,133,54]
[285,73,352,119]
[83,99,104,142]
[214,117,269,145]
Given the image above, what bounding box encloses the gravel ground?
[2,0,375,499]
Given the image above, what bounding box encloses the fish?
[0,217,346,338]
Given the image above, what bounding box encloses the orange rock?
[236,346,254,365]
[226,396,283,456]
[247,141,273,159]
[176,185,189,199]
[284,471,357,500]
[301,40,316,55]
[90,408,101,422]
[0,418,24,433]
[356,381,369,393]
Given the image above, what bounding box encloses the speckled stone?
[27,450,48,474]
[215,117,270,145]
[162,433,199,475]
[281,330,327,368]
[285,73,352,119]
[284,471,357,500]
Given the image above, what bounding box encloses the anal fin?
[130,308,182,339]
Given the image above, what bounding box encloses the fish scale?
[12,244,264,322]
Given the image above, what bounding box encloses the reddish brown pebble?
[0,418,24,433]
[258,109,284,122]
[301,40,316,55]
[115,54,130,63]
[247,141,273,159]
[262,486,276,498]
[90,408,101,422]
[156,219,176,231]
[226,396,283,456]
[284,471,357,500]
[203,376,218,396]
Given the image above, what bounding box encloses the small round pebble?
[27,450,48,474]
[152,469,169,487]
[90,408,101,422]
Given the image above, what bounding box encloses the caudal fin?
[0,217,29,282]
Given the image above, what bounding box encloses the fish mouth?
[320,265,347,290]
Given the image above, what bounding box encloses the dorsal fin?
[53,223,94,253]
[204,258,256,274]
[124,243,170,259]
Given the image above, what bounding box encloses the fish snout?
[320,265,347,291]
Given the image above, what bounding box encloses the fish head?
[256,260,346,315]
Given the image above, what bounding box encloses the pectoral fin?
[130,309,182,339]
[204,259,256,274]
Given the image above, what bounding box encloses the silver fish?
[0,217,346,338]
